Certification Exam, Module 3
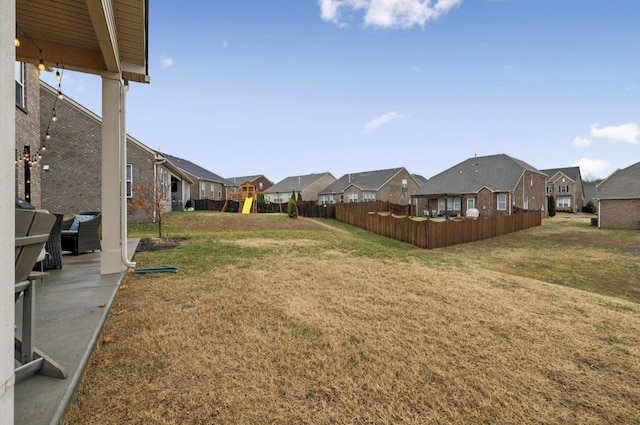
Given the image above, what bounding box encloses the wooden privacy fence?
[334,201,541,249]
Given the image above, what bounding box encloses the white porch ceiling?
[15,0,149,83]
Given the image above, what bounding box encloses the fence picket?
[331,201,541,249]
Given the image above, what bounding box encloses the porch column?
[101,76,123,274]
[1,1,16,422]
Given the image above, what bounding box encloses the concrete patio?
[14,240,139,425]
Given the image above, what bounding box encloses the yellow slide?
[241,197,253,214]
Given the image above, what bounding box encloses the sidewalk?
[14,240,139,425]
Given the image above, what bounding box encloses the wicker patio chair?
[41,213,63,269]
[61,213,102,255]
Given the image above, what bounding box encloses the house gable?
[263,172,336,202]
[318,167,420,203]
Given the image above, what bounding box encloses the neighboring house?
[227,175,274,200]
[263,172,336,202]
[582,180,598,212]
[595,161,640,230]
[413,154,547,217]
[161,153,232,202]
[540,166,584,213]
[15,62,43,208]
[38,81,192,223]
[317,167,421,205]
[412,174,428,187]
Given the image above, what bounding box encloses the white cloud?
[161,57,174,68]
[572,158,610,177]
[572,137,591,148]
[319,0,462,29]
[590,122,639,144]
[363,111,404,133]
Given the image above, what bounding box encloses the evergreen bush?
[287,198,298,218]
[547,195,556,217]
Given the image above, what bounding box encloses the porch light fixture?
[38,50,45,72]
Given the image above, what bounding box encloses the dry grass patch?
[65,213,640,424]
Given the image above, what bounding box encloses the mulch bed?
[135,237,186,252]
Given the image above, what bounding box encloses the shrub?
[547,195,556,217]
[287,198,298,218]
[297,191,303,202]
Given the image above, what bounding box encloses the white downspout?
[120,81,135,268]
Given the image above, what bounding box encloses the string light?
[38,49,45,72]
[55,64,61,81]
[51,108,57,122]
[14,24,20,47]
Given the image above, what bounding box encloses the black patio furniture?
[61,213,102,255]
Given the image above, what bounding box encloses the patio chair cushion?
[68,214,95,232]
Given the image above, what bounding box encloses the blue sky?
[41,0,639,183]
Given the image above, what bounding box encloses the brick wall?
[15,64,42,208]
[126,142,156,223]
[39,82,163,224]
[599,199,640,230]
[40,85,102,215]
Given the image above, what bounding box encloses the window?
[437,198,445,213]
[210,183,215,198]
[523,196,529,210]
[447,197,461,210]
[219,187,222,198]
[497,194,507,210]
[401,178,408,189]
[363,191,376,202]
[348,192,358,203]
[559,185,569,193]
[557,198,571,208]
[126,164,133,198]
[15,62,25,108]
[467,198,475,210]
[258,182,263,190]
[547,186,553,194]
[200,181,205,197]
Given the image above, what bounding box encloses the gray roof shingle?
[227,175,265,186]
[539,166,581,182]
[319,167,409,194]
[596,161,640,199]
[417,154,544,195]
[265,172,334,194]
[160,153,232,185]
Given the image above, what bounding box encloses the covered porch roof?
[15,0,149,82]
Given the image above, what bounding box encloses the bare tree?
[129,183,169,238]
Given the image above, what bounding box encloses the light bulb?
[55,70,61,81]
[41,145,47,152]
[51,110,57,122]
[14,37,20,47]
[57,91,64,100]
[45,132,51,140]
[38,60,45,72]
